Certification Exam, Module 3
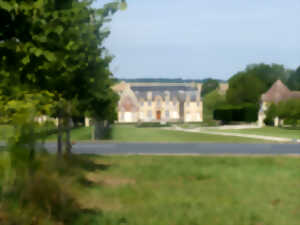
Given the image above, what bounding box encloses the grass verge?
[212,126,300,140]
[108,125,273,143]
[0,124,276,143]
[17,155,300,224]
[2,154,300,224]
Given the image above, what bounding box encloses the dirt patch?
[78,197,123,212]
[85,173,136,187]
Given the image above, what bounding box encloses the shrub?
[263,103,277,126]
[213,104,259,123]
[136,122,171,128]
[20,172,79,223]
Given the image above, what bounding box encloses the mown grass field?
[102,125,272,143]
[60,155,300,225]
[215,126,300,140]
[0,125,272,143]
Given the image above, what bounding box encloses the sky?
[94,0,300,80]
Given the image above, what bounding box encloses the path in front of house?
[165,126,299,143]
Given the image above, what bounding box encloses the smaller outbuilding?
[259,80,300,126]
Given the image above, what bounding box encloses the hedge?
[213,104,258,123]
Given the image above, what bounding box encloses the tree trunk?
[57,117,63,158]
[94,120,110,140]
[65,117,73,155]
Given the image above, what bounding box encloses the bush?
[263,103,277,126]
[136,122,171,128]
[20,172,79,223]
[213,104,258,123]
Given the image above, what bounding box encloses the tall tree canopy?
[287,66,300,91]
[201,79,219,97]
[226,63,290,105]
[0,0,125,155]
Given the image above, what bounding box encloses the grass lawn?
[107,125,271,143]
[70,155,300,225]
[214,126,300,140]
[0,124,274,143]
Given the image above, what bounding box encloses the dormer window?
[157,100,161,106]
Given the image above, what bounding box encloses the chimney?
[147,91,152,100]
[164,91,170,101]
[197,83,202,93]
[186,92,191,101]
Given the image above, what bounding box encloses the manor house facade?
[113,82,203,123]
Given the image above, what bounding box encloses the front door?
[156,111,161,120]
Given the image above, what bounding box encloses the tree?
[203,90,226,121]
[226,73,266,105]
[264,99,300,127]
[287,66,300,90]
[276,99,300,126]
[201,79,219,97]
[226,63,290,106]
[0,0,124,157]
[264,103,277,126]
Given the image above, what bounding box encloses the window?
[124,112,132,122]
[140,112,144,120]
[157,100,161,106]
[185,112,191,122]
[196,113,201,121]
[172,111,178,119]
[147,110,152,119]
[165,110,170,119]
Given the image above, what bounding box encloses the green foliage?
[203,90,226,113]
[213,104,259,123]
[203,90,226,122]
[276,99,300,125]
[287,66,300,90]
[226,64,290,105]
[263,100,300,127]
[227,73,266,105]
[264,103,277,126]
[136,122,171,128]
[0,1,126,224]
[0,0,122,156]
[0,91,56,195]
[201,79,219,96]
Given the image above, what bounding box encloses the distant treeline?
[117,78,226,83]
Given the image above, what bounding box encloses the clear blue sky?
[94,0,300,80]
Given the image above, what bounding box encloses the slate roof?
[131,86,196,92]
[261,80,300,103]
[131,85,200,102]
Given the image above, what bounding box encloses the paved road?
[44,142,300,155]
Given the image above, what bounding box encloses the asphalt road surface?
[43,142,300,155]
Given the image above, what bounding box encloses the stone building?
[218,83,229,95]
[113,82,203,123]
[258,80,300,127]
